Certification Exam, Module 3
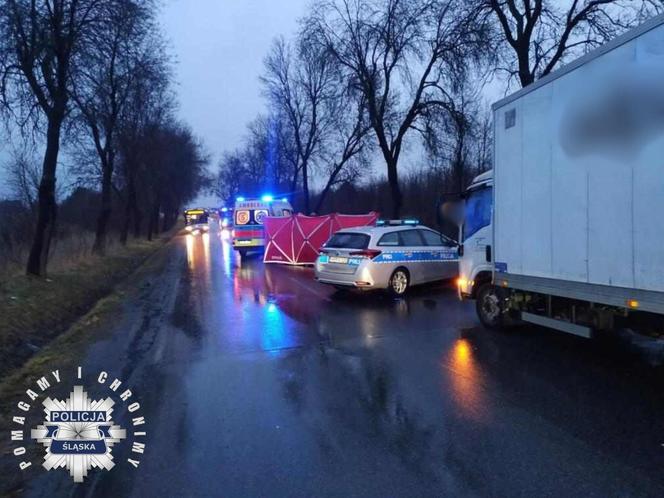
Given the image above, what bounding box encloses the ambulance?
[232,195,293,257]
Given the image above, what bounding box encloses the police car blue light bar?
[376,219,420,226]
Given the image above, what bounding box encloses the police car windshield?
[325,232,369,249]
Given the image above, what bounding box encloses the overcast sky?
[160,0,310,206]
[161,0,308,161]
[0,0,308,201]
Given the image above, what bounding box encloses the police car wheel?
[389,269,409,296]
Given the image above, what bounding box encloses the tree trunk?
[133,209,142,238]
[120,202,130,245]
[26,116,62,276]
[290,168,299,208]
[92,158,113,255]
[302,161,310,214]
[517,44,534,87]
[315,182,333,214]
[162,208,174,232]
[386,158,402,219]
[146,201,159,241]
[315,163,343,213]
[453,134,465,194]
[126,178,141,239]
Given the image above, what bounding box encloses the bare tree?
[115,46,172,244]
[472,108,492,174]
[216,113,297,203]
[72,0,157,254]
[309,0,488,217]
[4,146,42,210]
[482,0,662,88]
[262,37,336,213]
[314,90,372,212]
[0,0,107,275]
[420,81,485,193]
[141,123,209,240]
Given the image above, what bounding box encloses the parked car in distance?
[315,220,458,296]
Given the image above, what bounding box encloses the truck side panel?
[494,20,664,294]
[520,87,553,278]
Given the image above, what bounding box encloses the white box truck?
[443,14,664,338]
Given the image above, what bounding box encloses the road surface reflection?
[18,224,664,498]
[444,338,487,422]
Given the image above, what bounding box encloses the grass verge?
[0,233,174,379]
[0,235,178,497]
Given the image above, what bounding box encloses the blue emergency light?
[261,194,274,202]
[236,196,245,202]
[377,219,420,226]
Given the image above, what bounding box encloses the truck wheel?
[389,268,410,297]
[476,284,504,329]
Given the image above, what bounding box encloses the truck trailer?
[444,14,664,338]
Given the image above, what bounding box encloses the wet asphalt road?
[17,226,664,497]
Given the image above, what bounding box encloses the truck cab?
[232,196,293,257]
[456,171,493,300]
[439,15,664,343]
[448,171,509,330]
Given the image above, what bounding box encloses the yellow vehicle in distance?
[183,208,209,235]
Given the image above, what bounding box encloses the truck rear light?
[349,249,382,259]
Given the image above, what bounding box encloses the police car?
[314,220,458,296]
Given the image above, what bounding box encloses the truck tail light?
[349,249,382,259]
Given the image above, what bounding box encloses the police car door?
[418,229,457,281]
[397,229,427,284]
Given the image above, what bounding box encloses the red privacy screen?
[263,212,378,265]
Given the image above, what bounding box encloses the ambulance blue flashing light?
[236,196,245,202]
[261,194,274,202]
